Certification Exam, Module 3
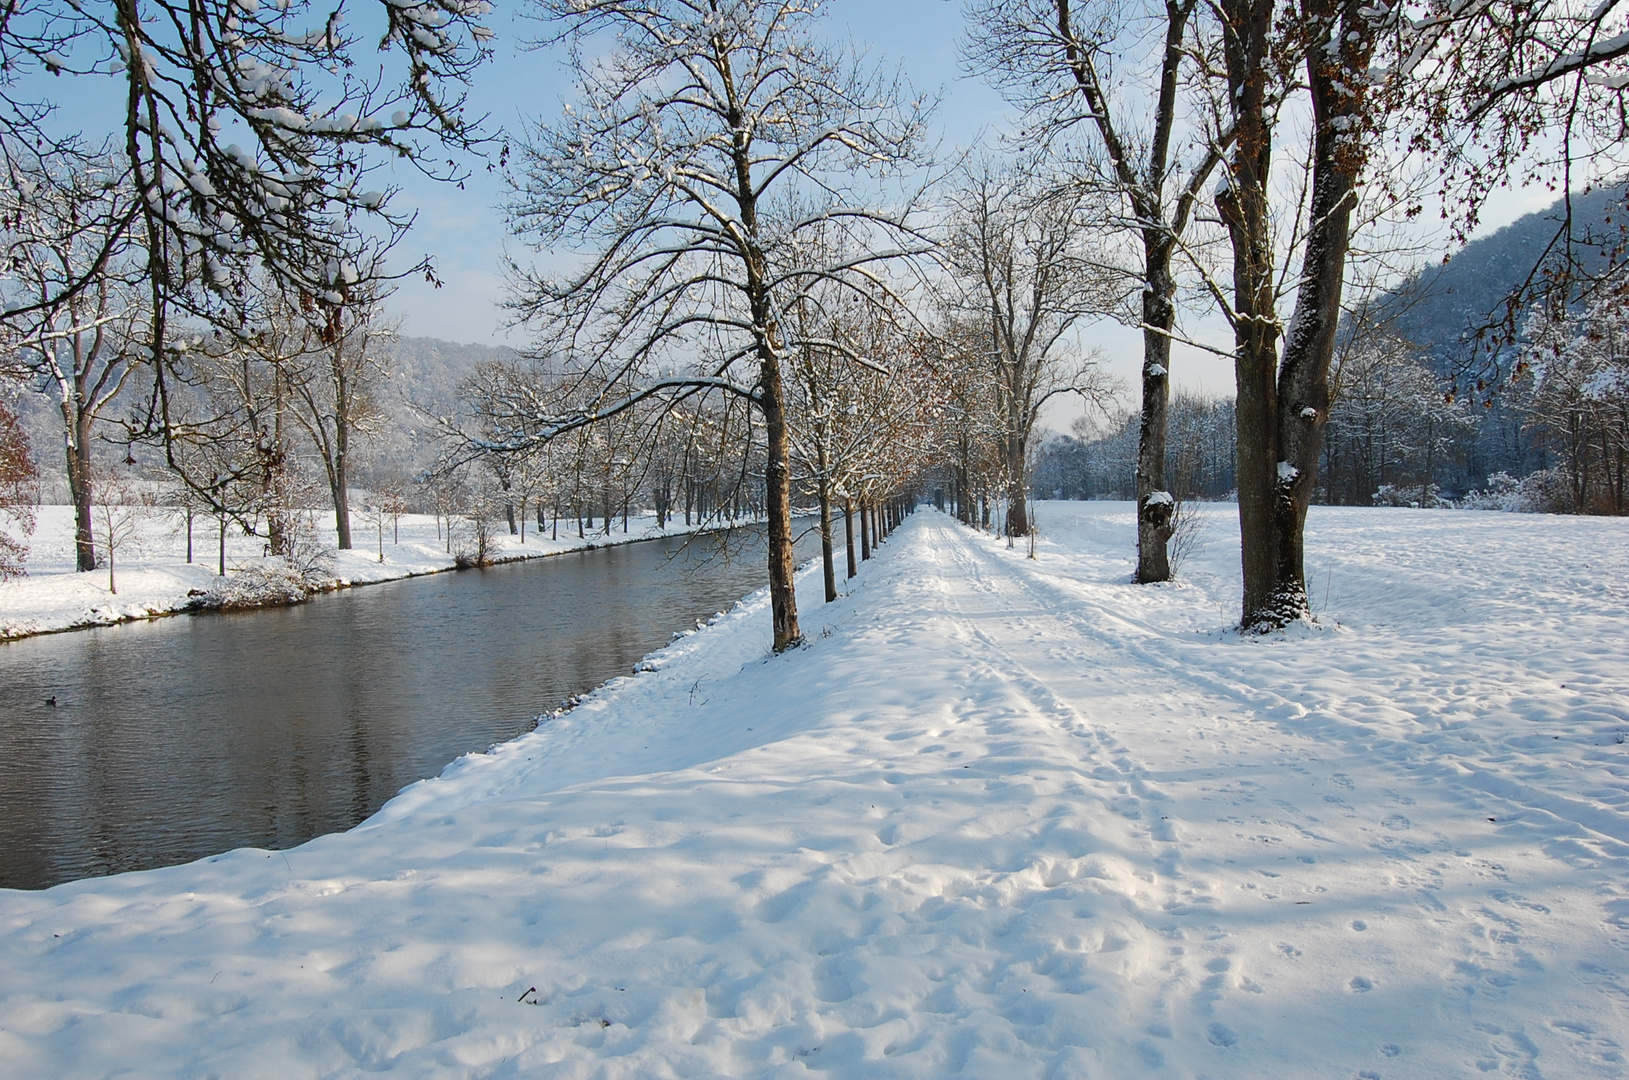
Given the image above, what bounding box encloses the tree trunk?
[331,464,352,550]
[1135,241,1176,582]
[1221,0,1370,628]
[817,453,837,604]
[1218,0,1279,627]
[844,498,857,578]
[860,501,871,560]
[1005,430,1030,536]
[1264,0,1369,619]
[63,401,97,572]
[758,351,802,651]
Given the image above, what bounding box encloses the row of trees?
[1037,296,1628,515]
[0,194,396,578]
[6,0,1625,647]
[472,0,1628,644]
[0,0,493,574]
[958,0,1629,627]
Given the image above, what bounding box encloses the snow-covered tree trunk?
[966,0,1228,579]
[1217,0,1282,627]
[1135,242,1176,582]
[63,396,98,573]
[1220,0,1371,628]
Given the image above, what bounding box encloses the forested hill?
[1379,185,1626,371]
[381,335,524,418]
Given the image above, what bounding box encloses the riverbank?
[0,505,743,641]
[2,502,1627,1077]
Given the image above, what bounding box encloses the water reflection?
[0,526,814,890]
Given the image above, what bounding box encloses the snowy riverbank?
[2,502,1627,1077]
[0,505,733,640]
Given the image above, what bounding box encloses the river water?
[0,526,816,891]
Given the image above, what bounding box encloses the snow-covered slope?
[0,503,1625,1078]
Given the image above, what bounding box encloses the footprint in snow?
[1381,814,1412,830]
[1205,1022,1239,1047]
[1350,975,1375,992]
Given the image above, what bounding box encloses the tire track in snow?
[948,516,1629,865]
[915,516,1253,1060]
[909,513,1629,1074]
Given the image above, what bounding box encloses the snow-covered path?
[1,505,1625,1078]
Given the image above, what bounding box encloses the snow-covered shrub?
[277,509,335,578]
[0,402,37,580]
[1458,471,1523,510]
[1166,498,1209,577]
[1512,467,1574,513]
[452,479,506,568]
[1372,483,1449,508]
[1459,468,1572,513]
[197,559,325,610]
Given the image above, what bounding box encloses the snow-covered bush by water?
[193,559,326,610]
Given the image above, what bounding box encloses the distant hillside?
[378,334,525,419]
[1378,185,1626,372]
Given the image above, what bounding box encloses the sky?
[375,0,1574,432]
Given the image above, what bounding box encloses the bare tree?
[498,0,930,652]
[0,0,490,345]
[91,465,151,594]
[2,151,145,571]
[787,266,923,600]
[1208,0,1628,628]
[965,0,1231,578]
[1322,333,1472,505]
[280,299,390,551]
[158,322,309,561]
[1517,274,1629,514]
[937,158,1117,537]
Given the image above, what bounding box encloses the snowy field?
[1,501,1626,1078]
[0,504,716,639]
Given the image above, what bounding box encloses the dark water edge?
[0,524,819,891]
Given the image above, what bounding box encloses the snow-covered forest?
[2,0,1628,1074]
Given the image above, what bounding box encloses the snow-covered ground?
[1,501,1626,1078]
[0,505,721,639]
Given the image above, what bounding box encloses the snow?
[1277,460,1300,483]
[0,505,727,640]
[2,501,1627,1077]
[1144,490,1174,507]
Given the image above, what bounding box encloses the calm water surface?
[0,526,816,890]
